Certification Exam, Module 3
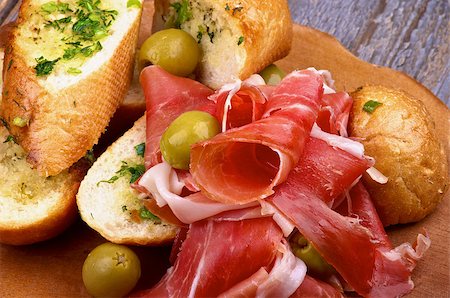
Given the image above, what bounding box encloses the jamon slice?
[140,66,216,168]
[190,70,324,204]
[214,84,268,130]
[316,92,353,135]
[269,138,428,297]
[290,275,344,298]
[132,217,283,297]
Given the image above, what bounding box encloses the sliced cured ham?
[214,83,268,131]
[138,161,258,224]
[349,183,430,297]
[218,240,307,298]
[316,92,353,136]
[190,70,324,204]
[290,275,344,298]
[132,217,283,298]
[269,139,427,297]
[140,66,215,169]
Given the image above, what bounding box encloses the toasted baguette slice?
[0,0,143,176]
[1,30,87,245]
[97,0,153,146]
[0,124,88,245]
[154,0,293,89]
[77,116,179,246]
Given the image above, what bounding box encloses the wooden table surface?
[287,0,449,106]
[0,1,448,106]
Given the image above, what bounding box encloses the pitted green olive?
[290,233,336,278]
[139,29,200,76]
[259,64,286,85]
[82,243,141,297]
[160,111,220,170]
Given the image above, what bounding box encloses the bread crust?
[0,1,141,176]
[153,0,292,88]
[0,159,89,245]
[231,0,293,80]
[349,86,449,226]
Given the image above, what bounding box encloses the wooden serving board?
[1,24,449,297]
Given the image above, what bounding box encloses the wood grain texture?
[288,0,449,106]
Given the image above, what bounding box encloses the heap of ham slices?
[132,66,430,298]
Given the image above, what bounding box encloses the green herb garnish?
[3,135,16,144]
[196,25,207,43]
[208,30,215,43]
[171,0,192,28]
[363,100,383,114]
[80,41,103,57]
[35,0,118,76]
[84,149,95,164]
[127,0,141,8]
[45,16,72,32]
[41,1,71,14]
[134,143,145,157]
[35,56,60,76]
[237,36,244,45]
[122,205,128,212]
[67,67,82,74]
[97,161,145,186]
[139,206,161,222]
[225,3,230,11]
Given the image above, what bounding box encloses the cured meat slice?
[316,92,353,136]
[140,66,215,169]
[269,140,427,297]
[218,268,269,298]
[138,162,258,224]
[218,240,307,298]
[290,275,344,298]
[278,137,371,206]
[214,84,268,131]
[255,240,307,297]
[133,217,283,298]
[348,183,430,297]
[190,70,324,204]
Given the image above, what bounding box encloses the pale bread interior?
[167,0,246,88]
[77,116,178,245]
[0,125,73,226]
[15,0,142,92]
[1,47,70,227]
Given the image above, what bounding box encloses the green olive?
[290,233,336,278]
[82,243,141,297]
[139,29,200,76]
[161,111,220,170]
[259,64,286,85]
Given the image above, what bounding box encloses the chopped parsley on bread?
[77,116,179,246]
[153,0,293,88]
[0,123,88,245]
[1,0,143,176]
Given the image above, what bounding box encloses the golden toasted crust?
[233,0,293,80]
[349,86,449,226]
[0,1,141,176]
[0,155,89,246]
